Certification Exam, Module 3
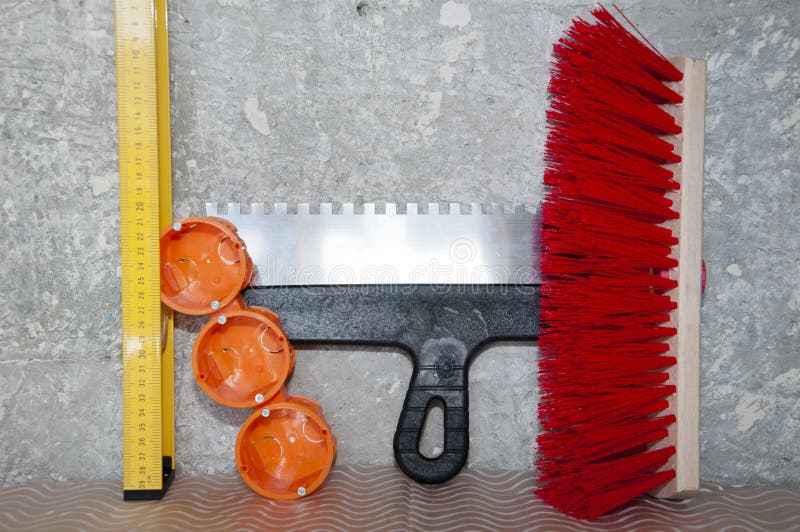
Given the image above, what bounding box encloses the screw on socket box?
[207,201,542,484]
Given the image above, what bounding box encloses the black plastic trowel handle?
[243,284,539,484]
[394,343,470,483]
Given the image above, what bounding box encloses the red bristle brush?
[537,5,705,520]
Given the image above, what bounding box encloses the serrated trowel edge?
[206,202,537,216]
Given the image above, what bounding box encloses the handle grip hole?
[419,398,445,459]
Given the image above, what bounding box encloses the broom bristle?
[537,5,684,520]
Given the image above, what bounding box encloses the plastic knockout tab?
[160,216,336,499]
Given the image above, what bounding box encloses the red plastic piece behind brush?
[537,6,686,520]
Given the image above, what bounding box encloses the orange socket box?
[160,217,336,499]
[160,217,253,315]
[238,389,336,500]
[194,295,296,408]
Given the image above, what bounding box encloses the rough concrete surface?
[1,0,798,487]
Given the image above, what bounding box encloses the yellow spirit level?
[114,0,175,500]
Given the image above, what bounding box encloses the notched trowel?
[207,201,541,484]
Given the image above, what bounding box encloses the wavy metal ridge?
[2,466,799,531]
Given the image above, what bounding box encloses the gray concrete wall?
[1,0,798,487]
